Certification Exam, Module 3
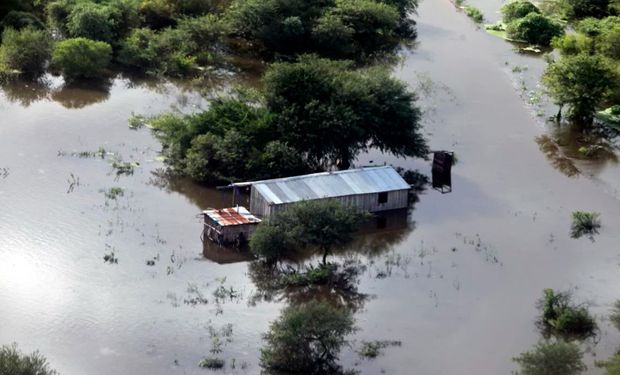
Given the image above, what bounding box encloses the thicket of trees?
[152,56,427,183]
[0,343,58,375]
[0,0,419,79]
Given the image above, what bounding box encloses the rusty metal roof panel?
[203,207,262,226]
[252,166,410,205]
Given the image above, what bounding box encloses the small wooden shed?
[203,206,261,246]
[246,166,411,218]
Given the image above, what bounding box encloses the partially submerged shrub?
[51,37,112,80]
[610,300,620,331]
[537,289,597,338]
[0,343,58,375]
[506,12,564,46]
[570,211,601,239]
[198,357,225,369]
[513,340,586,375]
[464,6,484,23]
[358,340,402,359]
[0,27,51,75]
[261,301,355,374]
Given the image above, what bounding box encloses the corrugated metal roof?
[203,207,261,226]
[252,166,410,205]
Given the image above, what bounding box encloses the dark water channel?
[2,0,620,374]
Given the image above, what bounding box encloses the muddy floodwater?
[3,0,620,374]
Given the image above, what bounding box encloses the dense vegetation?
[0,343,58,375]
[513,340,586,375]
[151,56,427,183]
[0,0,419,80]
[537,289,597,338]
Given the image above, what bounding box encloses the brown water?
[2,0,620,374]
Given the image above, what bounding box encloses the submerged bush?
[513,340,586,375]
[501,0,541,23]
[51,37,112,80]
[261,301,355,374]
[464,6,484,23]
[0,26,51,75]
[570,211,601,238]
[506,12,564,46]
[198,357,225,369]
[537,289,597,338]
[0,343,58,375]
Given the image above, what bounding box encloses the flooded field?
[2,0,620,374]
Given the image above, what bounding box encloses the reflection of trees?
[51,79,112,109]
[0,77,51,107]
[247,260,370,313]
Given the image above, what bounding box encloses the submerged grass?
[358,340,402,358]
[537,289,597,339]
[570,211,601,239]
[198,357,225,369]
[464,6,484,23]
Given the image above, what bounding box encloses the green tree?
[264,55,427,169]
[543,53,617,124]
[261,301,355,374]
[501,0,541,23]
[66,2,115,43]
[513,340,586,375]
[251,200,369,264]
[506,12,564,46]
[0,11,45,31]
[0,343,58,375]
[51,37,112,79]
[0,27,51,75]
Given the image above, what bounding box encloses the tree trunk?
[556,105,563,123]
[322,248,328,265]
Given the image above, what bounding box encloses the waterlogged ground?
[2,0,620,374]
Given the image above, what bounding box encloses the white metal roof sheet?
[252,166,410,205]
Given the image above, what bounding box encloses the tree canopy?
[261,301,356,374]
[0,343,58,375]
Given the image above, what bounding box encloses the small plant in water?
[198,357,225,369]
[464,6,484,23]
[537,289,597,339]
[0,343,58,375]
[570,211,601,239]
[358,340,402,359]
[513,340,586,375]
[103,187,124,200]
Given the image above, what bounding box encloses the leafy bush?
[537,289,597,338]
[66,2,116,43]
[570,211,601,238]
[506,12,564,46]
[0,343,58,375]
[513,340,586,375]
[464,5,484,23]
[51,37,112,79]
[117,27,159,70]
[198,357,225,369]
[0,26,51,75]
[501,0,541,23]
[261,301,355,374]
[610,300,620,331]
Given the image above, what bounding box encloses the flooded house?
[245,166,411,217]
[202,206,261,246]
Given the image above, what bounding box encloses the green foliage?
[250,200,369,263]
[264,55,427,169]
[117,27,159,69]
[226,0,411,60]
[261,301,355,374]
[66,2,115,43]
[51,37,112,79]
[501,0,541,23]
[563,0,614,19]
[609,300,620,331]
[543,53,617,123]
[599,353,620,374]
[0,11,45,31]
[0,27,51,75]
[537,289,597,338]
[570,210,601,238]
[506,12,564,46]
[0,343,58,375]
[464,5,484,23]
[513,340,586,375]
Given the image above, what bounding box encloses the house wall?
[250,187,410,218]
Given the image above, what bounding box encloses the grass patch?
[112,160,139,176]
[537,289,597,339]
[198,357,225,369]
[464,6,484,23]
[570,211,601,239]
[102,187,124,200]
[358,340,402,359]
